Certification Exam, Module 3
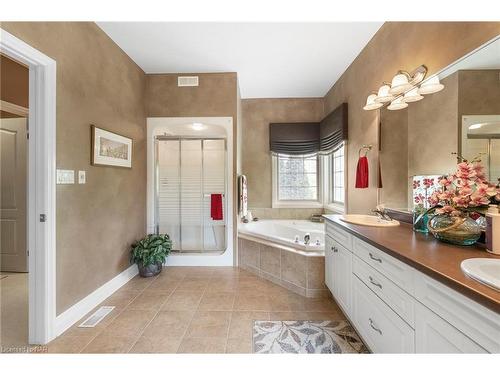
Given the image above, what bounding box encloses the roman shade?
[269,122,320,155]
[269,103,348,156]
[320,103,348,153]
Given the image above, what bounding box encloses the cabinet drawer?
[353,255,415,327]
[352,275,415,353]
[352,237,414,293]
[415,302,487,353]
[325,222,352,251]
[414,273,500,353]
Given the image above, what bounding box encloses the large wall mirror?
[379,36,500,212]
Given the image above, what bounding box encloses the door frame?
[1,28,57,344]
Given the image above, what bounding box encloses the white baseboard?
[54,264,138,337]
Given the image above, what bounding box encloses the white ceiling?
[97,22,383,98]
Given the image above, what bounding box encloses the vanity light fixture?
[192,122,204,130]
[402,87,424,103]
[387,97,408,111]
[363,93,384,110]
[418,75,444,95]
[363,65,444,111]
[389,71,413,95]
[374,83,394,103]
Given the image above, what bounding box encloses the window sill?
[324,203,345,214]
[272,201,324,209]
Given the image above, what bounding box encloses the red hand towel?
[355,156,369,188]
[210,194,223,220]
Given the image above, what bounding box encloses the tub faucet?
[304,233,311,245]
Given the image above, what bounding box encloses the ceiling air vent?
[178,76,199,87]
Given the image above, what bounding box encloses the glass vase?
[428,215,481,246]
[413,210,429,234]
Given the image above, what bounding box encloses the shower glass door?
[156,137,226,253]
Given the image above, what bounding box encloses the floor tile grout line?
[174,275,209,353]
[126,270,190,353]
[224,291,237,353]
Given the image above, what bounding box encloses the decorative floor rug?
[253,320,369,354]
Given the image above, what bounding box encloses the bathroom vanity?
[323,214,500,353]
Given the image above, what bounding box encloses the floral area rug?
[253,320,369,354]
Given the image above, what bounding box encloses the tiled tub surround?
[45,267,343,353]
[238,238,327,298]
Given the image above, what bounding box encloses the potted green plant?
[131,234,172,277]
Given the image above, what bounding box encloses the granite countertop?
[323,214,500,313]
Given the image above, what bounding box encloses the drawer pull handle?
[369,252,382,263]
[369,318,382,335]
[369,276,382,289]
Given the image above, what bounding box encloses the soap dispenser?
[486,204,500,255]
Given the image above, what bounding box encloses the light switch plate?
[56,169,74,184]
[78,170,86,184]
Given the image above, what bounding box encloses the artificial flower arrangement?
[429,156,500,215]
[425,155,500,245]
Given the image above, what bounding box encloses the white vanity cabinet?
[324,219,500,353]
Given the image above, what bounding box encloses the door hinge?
[40,214,47,222]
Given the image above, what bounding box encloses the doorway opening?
[0,28,57,346]
[0,53,30,348]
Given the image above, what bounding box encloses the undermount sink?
[339,214,400,227]
[461,258,500,291]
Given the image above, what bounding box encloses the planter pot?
[137,262,163,278]
[428,215,481,246]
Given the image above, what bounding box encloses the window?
[272,154,322,207]
[271,143,346,209]
[329,144,345,206]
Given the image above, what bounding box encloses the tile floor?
[0,272,29,348]
[48,266,345,354]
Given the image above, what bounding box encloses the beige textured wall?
[1,22,147,314]
[458,69,500,131]
[379,108,408,209]
[146,73,237,118]
[408,73,459,177]
[241,98,324,218]
[324,22,500,214]
[0,54,29,109]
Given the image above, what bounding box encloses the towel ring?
[359,144,373,157]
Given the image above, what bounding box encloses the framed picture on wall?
[91,125,133,168]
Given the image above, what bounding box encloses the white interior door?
[0,117,28,272]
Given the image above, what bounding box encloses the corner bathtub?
[238,220,327,297]
[238,220,325,254]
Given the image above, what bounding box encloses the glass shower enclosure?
[154,137,227,253]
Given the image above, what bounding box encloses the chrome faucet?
[372,205,393,221]
[304,233,311,245]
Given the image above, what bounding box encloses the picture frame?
[91,125,133,168]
